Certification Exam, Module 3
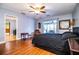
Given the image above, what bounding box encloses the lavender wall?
[0,7,35,42]
[35,14,72,34]
[72,4,79,27]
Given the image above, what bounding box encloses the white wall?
[35,14,72,34]
[0,7,35,42]
[72,4,79,27]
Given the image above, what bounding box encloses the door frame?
[4,14,18,42]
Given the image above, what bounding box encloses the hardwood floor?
[0,39,55,55]
[6,34,16,42]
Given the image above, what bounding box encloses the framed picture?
[59,20,70,30]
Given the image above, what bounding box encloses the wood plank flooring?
[6,34,16,42]
[0,39,55,55]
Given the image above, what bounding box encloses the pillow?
[61,32,77,40]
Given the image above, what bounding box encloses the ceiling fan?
[29,5,46,13]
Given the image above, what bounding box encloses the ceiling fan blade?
[40,11,46,13]
[29,11,34,12]
[40,6,45,9]
[29,6,35,9]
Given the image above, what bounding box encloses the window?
[43,20,57,33]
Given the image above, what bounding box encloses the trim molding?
[0,38,21,44]
[0,41,6,44]
[17,38,21,40]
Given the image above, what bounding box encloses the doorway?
[5,15,17,42]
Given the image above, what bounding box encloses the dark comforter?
[32,34,70,54]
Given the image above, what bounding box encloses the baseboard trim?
[0,41,6,44]
[0,38,21,44]
[17,38,21,40]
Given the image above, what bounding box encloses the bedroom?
[0,3,79,55]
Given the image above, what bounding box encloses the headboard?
[73,27,79,35]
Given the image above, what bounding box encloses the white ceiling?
[0,3,77,19]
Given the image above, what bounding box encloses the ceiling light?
[26,3,46,14]
[34,10,40,13]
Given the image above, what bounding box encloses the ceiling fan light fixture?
[34,10,40,13]
[27,3,46,14]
